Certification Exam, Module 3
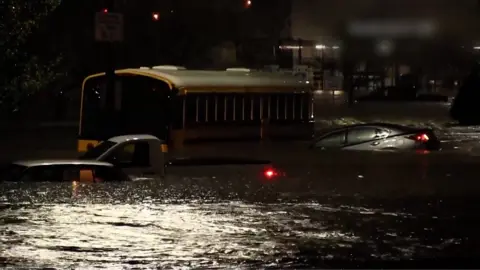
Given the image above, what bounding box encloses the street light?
[245,0,251,8]
[152,12,160,21]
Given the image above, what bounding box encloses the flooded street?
[3,111,480,268]
[2,156,480,269]
[3,0,480,267]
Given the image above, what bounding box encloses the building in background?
[284,0,480,94]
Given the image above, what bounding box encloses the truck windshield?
[79,141,117,160]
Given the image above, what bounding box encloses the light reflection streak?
[0,199,468,269]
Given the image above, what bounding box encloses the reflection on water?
[1,179,480,269]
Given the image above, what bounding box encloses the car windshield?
[79,141,116,160]
[0,164,27,182]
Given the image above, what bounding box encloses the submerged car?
[0,160,131,182]
[78,134,284,181]
[311,123,441,151]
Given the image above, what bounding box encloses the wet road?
[2,121,480,161]
[3,151,480,268]
[3,112,480,268]
[2,181,480,269]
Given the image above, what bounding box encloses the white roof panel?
[117,68,310,89]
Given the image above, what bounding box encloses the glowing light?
[152,12,160,21]
[416,133,429,142]
[264,168,278,179]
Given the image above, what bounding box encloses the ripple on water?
[0,196,478,269]
[0,180,479,268]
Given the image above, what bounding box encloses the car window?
[314,130,346,148]
[107,141,150,167]
[20,166,65,182]
[0,164,27,182]
[347,127,389,145]
[93,166,130,182]
[18,165,112,183]
[80,141,116,159]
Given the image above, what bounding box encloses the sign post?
[94,5,124,136]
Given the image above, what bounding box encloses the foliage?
[0,0,64,113]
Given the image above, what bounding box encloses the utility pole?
[105,0,116,113]
[95,0,124,136]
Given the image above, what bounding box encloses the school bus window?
[244,95,252,121]
[170,95,184,129]
[292,94,298,120]
[196,94,207,122]
[262,94,270,120]
[302,94,311,120]
[233,94,243,121]
[215,94,226,122]
[82,77,106,137]
[225,95,234,121]
[269,94,278,120]
[251,94,261,121]
[84,78,107,109]
[284,93,293,120]
[277,94,286,120]
[206,94,216,123]
[184,95,197,124]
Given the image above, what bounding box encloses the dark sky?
[291,0,480,43]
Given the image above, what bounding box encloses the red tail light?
[263,167,282,180]
[409,133,430,142]
[264,168,277,178]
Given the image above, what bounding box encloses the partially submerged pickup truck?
[79,134,282,181]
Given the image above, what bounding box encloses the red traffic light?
[245,0,252,7]
[102,8,108,13]
[152,12,160,21]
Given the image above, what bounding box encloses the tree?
[0,0,64,116]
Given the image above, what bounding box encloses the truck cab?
[79,134,282,182]
[79,134,166,178]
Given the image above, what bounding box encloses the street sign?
[95,12,124,42]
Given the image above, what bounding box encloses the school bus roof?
[83,67,312,91]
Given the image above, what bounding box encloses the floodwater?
[2,114,480,268]
[2,152,480,269]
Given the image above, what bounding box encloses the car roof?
[316,123,421,137]
[326,123,419,132]
[13,159,114,168]
[107,134,161,143]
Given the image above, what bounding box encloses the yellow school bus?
[78,66,314,152]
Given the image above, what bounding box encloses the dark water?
[2,168,480,269]
[2,120,480,268]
